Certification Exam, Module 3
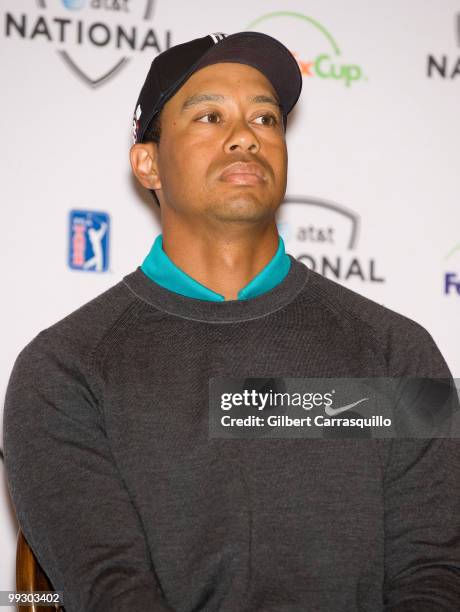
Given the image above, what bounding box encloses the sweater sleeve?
[383,326,460,611]
[2,331,174,612]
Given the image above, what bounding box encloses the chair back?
[16,530,61,611]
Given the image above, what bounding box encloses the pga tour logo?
[68,209,110,272]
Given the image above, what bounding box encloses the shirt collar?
[141,234,291,302]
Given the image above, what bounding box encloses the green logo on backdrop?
[246,11,366,87]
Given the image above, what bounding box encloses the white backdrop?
[1,0,459,599]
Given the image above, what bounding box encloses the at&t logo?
[4,1,171,87]
[277,196,385,284]
[427,13,460,79]
[62,1,129,9]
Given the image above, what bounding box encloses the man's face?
[153,62,288,222]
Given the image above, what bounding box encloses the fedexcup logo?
[444,242,460,296]
[277,196,385,283]
[427,13,460,79]
[4,0,172,87]
[246,12,366,87]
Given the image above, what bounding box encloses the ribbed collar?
[123,255,309,324]
[140,234,291,302]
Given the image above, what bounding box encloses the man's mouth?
[219,162,266,185]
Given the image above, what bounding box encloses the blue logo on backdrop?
[444,241,460,296]
[62,0,86,9]
[68,209,110,272]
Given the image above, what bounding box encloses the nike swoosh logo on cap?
[324,397,369,416]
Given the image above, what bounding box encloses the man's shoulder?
[296,263,449,377]
[16,273,145,367]
[301,264,424,336]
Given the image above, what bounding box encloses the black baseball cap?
[132,31,303,144]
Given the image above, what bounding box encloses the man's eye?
[197,112,221,123]
[254,114,278,126]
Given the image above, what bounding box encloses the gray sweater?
[3,256,460,611]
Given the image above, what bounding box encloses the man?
[3,32,460,612]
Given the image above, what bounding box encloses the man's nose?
[224,118,260,154]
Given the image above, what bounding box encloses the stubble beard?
[203,192,276,224]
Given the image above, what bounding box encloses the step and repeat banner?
[1,0,459,597]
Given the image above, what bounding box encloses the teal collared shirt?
[141,234,291,302]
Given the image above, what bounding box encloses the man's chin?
[205,193,275,223]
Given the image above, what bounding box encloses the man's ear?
[129,142,162,190]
